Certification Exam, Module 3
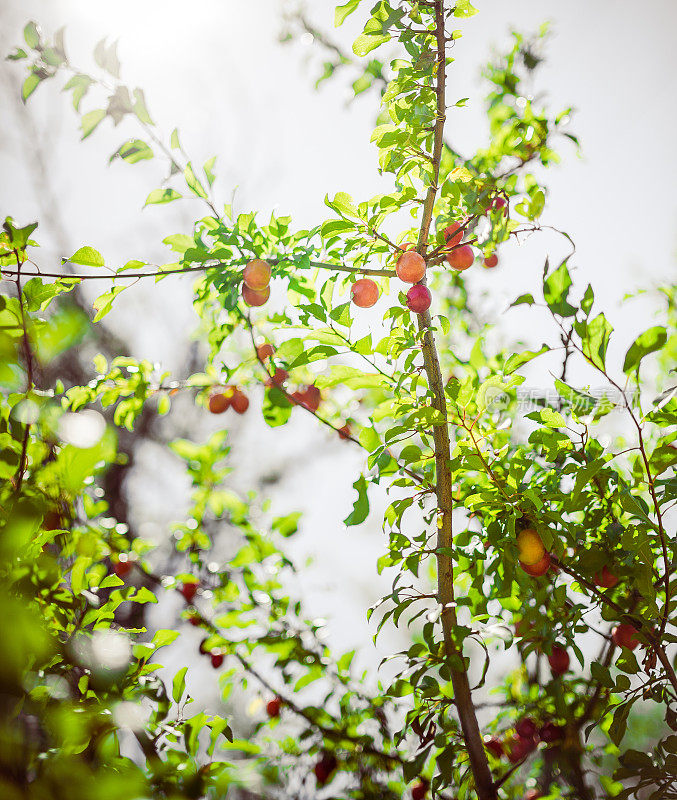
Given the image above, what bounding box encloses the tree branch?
[412,4,496,798]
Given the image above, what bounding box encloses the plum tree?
[4,4,676,800]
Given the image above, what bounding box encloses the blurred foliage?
[2,3,677,799]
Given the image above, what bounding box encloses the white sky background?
[1,0,676,717]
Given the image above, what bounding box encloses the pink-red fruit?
[338,424,352,440]
[291,385,321,412]
[242,284,270,307]
[595,565,619,589]
[267,697,282,718]
[506,734,536,763]
[266,368,288,388]
[210,652,224,669]
[490,196,507,213]
[520,552,551,577]
[548,645,570,675]
[515,718,538,739]
[446,244,474,271]
[314,753,338,786]
[411,779,429,800]
[396,250,427,283]
[406,285,432,314]
[257,343,275,360]
[243,259,271,291]
[351,278,379,308]
[484,736,504,758]
[484,253,499,269]
[230,389,249,415]
[114,560,132,579]
[113,561,132,580]
[209,392,231,414]
[180,581,199,604]
[612,623,639,650]
[443,222,464,247]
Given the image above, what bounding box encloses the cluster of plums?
[208,386,250,415]
[515,527,641,661]
[350,211,501,313]
[484,716,565,769]
[241,258,272,307]
[208,338,355,436]
[240,201,504,315]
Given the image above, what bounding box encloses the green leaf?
[504,345,548,375]
[92,286,126,321]
[581,283,594,316]
[184,162,208,199]
[623,326,667,374]
[23,21,41,49]
[111,139,154,164]
[272,512,302,538]
[353,31,390,57]
[94,38,121,78]
[81,109,106,140]
[67,246,105,268]
[526,407,566,428]
[152,629,180,650]
[609,700,635,745]
[649,443,677,476]
[63,74,93,111]
[3,218,38,250]
[543,261,576,317]
[21,73,41,103]
[33,306,89,363]
[132,88,154,124]
[145,188,182,206]
[454,0,478,17]
[262,387,292,428]
[316,365,385,390]
[344,474,369,526]
[131,586,157,604]
[203,156,217,186]
[172,667,188,703]
[335,0,361,26]
[326,191,359,218]
[510,293,534,308]
[580,313,613,371]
